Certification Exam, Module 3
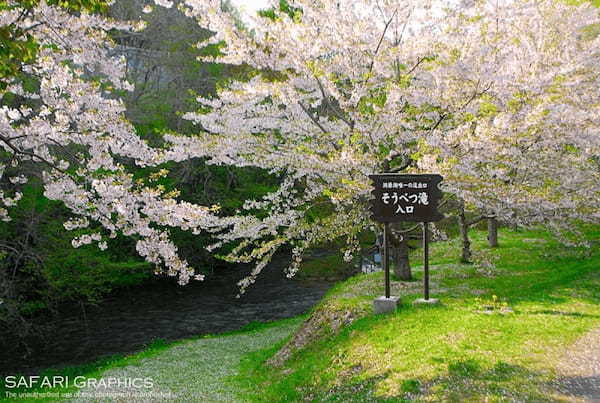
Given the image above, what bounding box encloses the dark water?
[1,258,332,376]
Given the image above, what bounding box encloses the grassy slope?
[235,227,600,402]
[3,227,598,402]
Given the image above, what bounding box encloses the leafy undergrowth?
[234,227,600,402]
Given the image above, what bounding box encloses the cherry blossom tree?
[165,0,489,289]
[0,0,220,285]
[168,0,600,289]
[419,0,600,249]
[4,0,597,292]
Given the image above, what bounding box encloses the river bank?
[2,257,332,376]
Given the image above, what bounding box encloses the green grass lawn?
[3,227,598,402]
[235,227,600,402]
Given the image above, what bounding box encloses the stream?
[1,257,333,376]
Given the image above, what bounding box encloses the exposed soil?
[1,257,333,376]
[554,326,600,402]
[267,300,368,368]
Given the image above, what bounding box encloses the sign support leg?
[384,222,390,299]
[373,221,399,314]
[423,221,429,301]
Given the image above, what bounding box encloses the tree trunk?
[458,205,472,263]
[392,234,412,281]
[487,217,499,248]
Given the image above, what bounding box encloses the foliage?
[0,0,225,287]
[0,0,109,88]
[1,0,599,320]
[0,0,285,342]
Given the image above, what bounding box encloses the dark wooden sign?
[369,174,444,223]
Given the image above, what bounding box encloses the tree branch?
[298,101,328,134]
[314,76,355,130]
[0,135,68,175]
[368,9,398,77]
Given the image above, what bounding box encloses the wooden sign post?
[369,174,444,310]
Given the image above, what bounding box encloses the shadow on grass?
[310,360,556,402]
[554,375,600,400]
[422,360,557,402]
[528,310,600,319]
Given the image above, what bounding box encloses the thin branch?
[429,113,447,133]
[368,9,398,76]
[454,80,493,114]
[46,137,80,163]
[0,135,67,174]
[406,56,426,75]
[395,7,412,48]
[298,101,327,134]
[20,21,45,34]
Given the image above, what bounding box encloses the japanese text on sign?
[382,182,428,189]
[369,174,444,223]
[381,191,429,214]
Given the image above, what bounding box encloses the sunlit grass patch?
[234,227,600,401]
